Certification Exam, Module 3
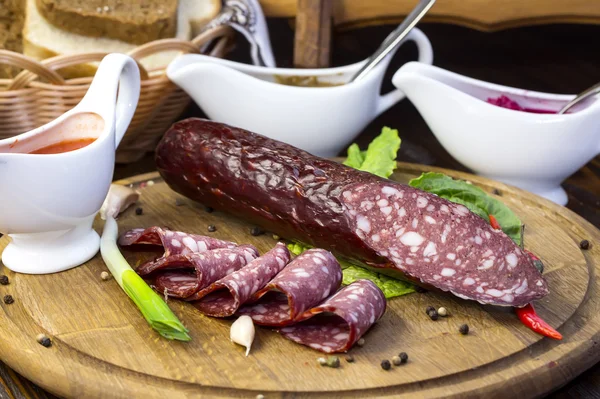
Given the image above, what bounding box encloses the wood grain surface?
[260,0,600,32]
[0,164,598,398]
[293,0,332,68]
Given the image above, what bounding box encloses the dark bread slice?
[0,0,25,78]
[35,0,178,45]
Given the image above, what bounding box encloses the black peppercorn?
[492,189,501,196]
[204,206,214,213]
[459,324,469,335]
[0,275,9,285]
[399,352,408,363]
[427,309,438,321]
[135,207,143,215]
[207,225,217,232]
[380,359,391,370]
[580,240,590,250]
[345,354,355,363]
[36,334,52,348]
[250,227,265,236]
[3,295,14,304]
[415,286,427,293]
[425,306,435,314]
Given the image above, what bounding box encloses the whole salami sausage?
[279,279,386,353]
[155,118,548,307]
[236,249,342,326]
[149,245,259,299]
[191,242,291,315]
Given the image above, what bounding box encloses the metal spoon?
[557,81,600,114]
[350,0,436,83]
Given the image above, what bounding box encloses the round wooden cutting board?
[0,163,599,399]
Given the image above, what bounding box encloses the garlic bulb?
[230,315,255,356]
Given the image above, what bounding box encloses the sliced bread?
[23,0,220,78]
[35,0,178,45]
[0,0,25,78]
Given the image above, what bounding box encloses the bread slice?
[0,0,25,78]
[23,0,221,78]
[36,0,178,45]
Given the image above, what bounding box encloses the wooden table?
[0,21,598,399]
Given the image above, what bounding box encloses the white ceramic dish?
[392,61,600,206]
[0,53,140,274]
[167,28,433,157]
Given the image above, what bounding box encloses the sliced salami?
[237,248,342,326]
[150,245,259,298]
[119,227,237,273]
[341,182,545,306]
[191,242,291,315]
[279,279,386,353]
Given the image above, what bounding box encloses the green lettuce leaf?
[343,144,366,169]
[408,172,522,245]
[343,126,401,178]
[342,266,415,298]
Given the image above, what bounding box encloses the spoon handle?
[557,81,600,114]
[350,0,436,83]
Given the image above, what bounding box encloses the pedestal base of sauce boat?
[1,225,100,274]
[479,174,568,206]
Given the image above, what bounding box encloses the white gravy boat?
[167,28,433,157]
[0,54,140,274]
[392,62,600,205]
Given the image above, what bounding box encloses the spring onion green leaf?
[101,217,191,341]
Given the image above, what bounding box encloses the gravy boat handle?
[376,28,433,116]
[75,54,141,147]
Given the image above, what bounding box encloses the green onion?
[100,217,191,341]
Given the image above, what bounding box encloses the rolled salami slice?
[150,245,259,298]
[237,248,342,326]
[191,242,291,315]
[279,279,386,353]
[119,227,237,273]
[155,119,548,307]
[118,228,239,276]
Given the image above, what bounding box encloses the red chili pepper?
[488,214,501,230]
[515,303,563,340]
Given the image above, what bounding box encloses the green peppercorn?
[326,356,340,368]
[380,359,391,370]
[272,234,280,240]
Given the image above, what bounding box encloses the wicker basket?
[0,25,234,163]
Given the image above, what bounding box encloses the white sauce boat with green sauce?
[0,54,140,274]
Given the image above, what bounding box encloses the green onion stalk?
[100,213,191,341]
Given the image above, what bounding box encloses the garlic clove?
[230,315,255,356]
[100,184,139,220]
